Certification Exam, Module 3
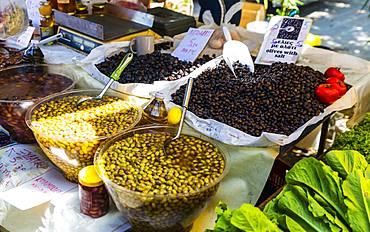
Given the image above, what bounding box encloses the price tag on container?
[172,28,214,62]
[255,16,312,65]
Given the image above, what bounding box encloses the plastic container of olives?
[0,64,77,143]
[26,89,142,182]
[94,125,230,232]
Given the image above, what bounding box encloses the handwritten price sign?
[172,28,214,62]
[0,144,76,210]
[0,145,50,191]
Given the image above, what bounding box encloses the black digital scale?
[54,4,156,53]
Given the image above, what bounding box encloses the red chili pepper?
[315,84,341,105]
[324,67,345,81]
[326,77,347,96]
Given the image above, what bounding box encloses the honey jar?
[78,165,109,218]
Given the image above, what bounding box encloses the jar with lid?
[39,0,53,17]
[57,0,76,15]
[141,92,168,125]
[92,3,105,15]
[76,3,88,18]
[78,165,109,218]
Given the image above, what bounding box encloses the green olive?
[31,95,140,182]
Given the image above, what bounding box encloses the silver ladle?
[163,77,194,155]
[76,53,133,106]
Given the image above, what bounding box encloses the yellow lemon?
[167,107,182,125]
[305,33,321,47]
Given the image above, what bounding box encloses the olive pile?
[96,51,214,84]
[97,133,225,231]
[0,72,74,143]
[172,61,327,136]
[30,96,141,181]
[0,46,24,69]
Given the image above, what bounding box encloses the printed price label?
[172,28,214,62]
[255,16,312,65]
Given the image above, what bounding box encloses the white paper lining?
[159,56,358,147]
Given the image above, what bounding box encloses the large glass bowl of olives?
[94,125,230,232]
[0,64,77,143]
[25,89,142,182]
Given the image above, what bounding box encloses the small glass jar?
[76,3,88,18]
[92,3,105,15]
[39,1,53,17]
[78,165,109,218]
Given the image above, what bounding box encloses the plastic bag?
[0,0,28,40]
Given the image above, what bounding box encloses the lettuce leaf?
[206,202,241,232]
[342,170,370,231]
[325,150,367,179]
[263,187,288,226]
[277,185,333,232]
[207,202,281,232]
[306,189,349,231]
[231,204,282,232]
[285,157,348,224]
[285,216,306,232]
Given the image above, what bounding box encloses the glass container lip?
[0,64,77,103]
[94,125,231,199]
[25,89,143,142]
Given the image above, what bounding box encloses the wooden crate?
[240,2,266,27]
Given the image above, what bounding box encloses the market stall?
[1,1,370,232]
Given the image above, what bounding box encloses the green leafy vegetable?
[331,114,370,162]
[285,216,306,232]
[306,189,349,231]
[207,150,370,232]
[206,202,240,232]
[207,202,281,232]
[325,150,367,179]
[231,204,282,232]
[342,170,370,231]
[285,157,348,223]
[277,185,333,232]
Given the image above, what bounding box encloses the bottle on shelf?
[40,15,55,42]
[50,0,58,9]
[76,2,88,18]
[39,0,53,17]
[57,0,77,15]
[92,2,105,15]
[142,92,168,125]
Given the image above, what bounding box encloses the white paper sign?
[0,169,76,210]
[255,16,312,65]
[172,28,214,62]
[26,0,41,27]
[0,144,50,192]
[5,26,35,49]
[0,144,77,210]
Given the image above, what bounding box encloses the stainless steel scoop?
[163,77,194,155]
[76,53,133,106]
